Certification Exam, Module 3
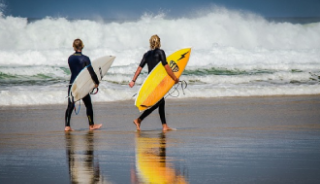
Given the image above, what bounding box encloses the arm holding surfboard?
[164,65,180,84]
[129,64,179,88]
[157,48,180,84]
[86,64,99,88]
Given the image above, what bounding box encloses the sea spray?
[0,7,319,106]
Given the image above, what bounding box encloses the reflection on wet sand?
[65,132,110,184]
[132,132,188,184]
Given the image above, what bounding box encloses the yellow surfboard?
[135,48,191,111]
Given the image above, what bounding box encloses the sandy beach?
[0,95,320,184]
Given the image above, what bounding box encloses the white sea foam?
[0,7,319,106]
[0,7,319,67]
[1,82,319,106]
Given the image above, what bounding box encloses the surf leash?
[166,80,188,98]
[65,91,81,115]
[132,94,137,99]
[74,101,81,115]
[90,87,99,95]
[73,88,97,115]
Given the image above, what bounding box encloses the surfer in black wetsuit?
[129,35,179,131]
[65,38,102,131]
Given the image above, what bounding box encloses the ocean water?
[0,8,320,106]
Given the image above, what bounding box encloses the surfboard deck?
[70,55,115,102]
[135,48,191,111]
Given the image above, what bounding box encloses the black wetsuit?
[65,52,99,127]
[138,48,168,124]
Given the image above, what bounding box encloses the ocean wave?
[0,7,319,106]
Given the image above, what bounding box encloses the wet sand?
[0,95,320,184]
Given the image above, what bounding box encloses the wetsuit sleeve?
[85,58,100,85]
[139,52,148,68]
[159,49,168,66]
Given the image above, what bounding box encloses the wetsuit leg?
[65,87,74,127]
[82,94,94,126]
[139,98,165,123]
[158,98,166,124]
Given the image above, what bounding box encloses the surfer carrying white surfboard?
[129,35,179,131]
[65,39,102,131]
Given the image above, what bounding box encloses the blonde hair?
[73,38,84,51]
[149,35,161,49]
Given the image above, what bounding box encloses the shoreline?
[1,94,320,108]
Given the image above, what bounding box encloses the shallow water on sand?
[1,96,320,184]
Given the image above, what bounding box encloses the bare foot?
[162,124,173,132]
[65,126,73,132]
[89,124,102,131]
[133,119,141,131]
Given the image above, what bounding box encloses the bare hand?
[129,81,135,88]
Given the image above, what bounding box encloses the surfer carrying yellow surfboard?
[129,35,179,131]
[65,39,102,131]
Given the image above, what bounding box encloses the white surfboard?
[69,55,115,102]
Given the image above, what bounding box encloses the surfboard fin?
[140,105,152,108]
